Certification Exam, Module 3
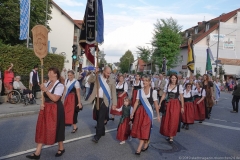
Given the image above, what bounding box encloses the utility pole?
[216,15,221,78]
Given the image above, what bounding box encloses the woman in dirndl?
[109,75,128,121]
[130,75,160,155]
[193,82,206,123]
[26,67,65,159]
[63,70,82,133]
[181,83,194,130]
[159,74,184,144]
[131,74,143,106]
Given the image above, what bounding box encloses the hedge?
[0,44,64,90]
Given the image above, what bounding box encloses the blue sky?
[54,0,239,63]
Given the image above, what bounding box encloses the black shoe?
[185,125,189,130]
[26,153,40,159]
[135,151,141,155]
[55,149,65,157]
[199,121,202,123]
[181,124,185,129]
[71,127,78,133]
[109,117,114,121]
[165,137,170,141]
[92,136,98,143]
[141,145,149,152]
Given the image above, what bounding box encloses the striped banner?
[19,0,30,40]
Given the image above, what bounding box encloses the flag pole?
[27,0,31,48]
[96,44,99,110]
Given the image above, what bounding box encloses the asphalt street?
[0,92,240,160]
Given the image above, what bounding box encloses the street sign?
[51,47,57,54]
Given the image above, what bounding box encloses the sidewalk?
[0,97,90,119]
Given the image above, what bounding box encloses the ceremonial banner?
[85,44,95,65]
[19,0,30,40]
[96,0,104,44]
[206,49,212,75]
[187,38,195,73]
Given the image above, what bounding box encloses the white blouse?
[164,84,184,94]
[133,80,144,87]
[116,82,128,92]
[192,88,206,97]
[65,78,80,89]
[47,80,64,96]
[136,88,158,101]
[183,90,193,98]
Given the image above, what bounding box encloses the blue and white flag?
[96,0,104,44]
[214,82,220,101]
[19,0,30,40]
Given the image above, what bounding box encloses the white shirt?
[151,81,154,89]
[13,81,26,90]
[47,80,64,96]
[164,84,184,94]
[65,78,80,89]
[29,70,39,84]
[183,90,193,98]
[192,88,206,97]
[97,75,107,98]
[85,75,90,88]
[116,82,128,92]
[136,88,158,101]
[133,80,143,88]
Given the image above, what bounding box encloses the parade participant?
[84,72,91,100]
[202,74,214,119]
[214,78,221,104]
[88,66,117,143]
[158,74,166,111]
[130,75,160,155]
[193,82,206,123]
[159,74,184,144]
[109,75,128,121]
[29,65,40,98]
[189,78,196,90]
[4,63,14,94]
[154,75,159,91]
[63,70,82,133]
[181,83,194,130]
[178,75,184,86]
[115,97,133,144]
[131,74,143,106]
[231,79,240,113]
[26,67,65,159]
[13,76,33,102]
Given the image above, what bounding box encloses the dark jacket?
[232,84,240,96]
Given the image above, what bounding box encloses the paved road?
[0,92,240,160]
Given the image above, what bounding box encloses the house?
[48,1,83,70]
[172,8,240,77]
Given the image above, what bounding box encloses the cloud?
[54,0,83,7]
[205,5,219,10]
[65,10,84,20]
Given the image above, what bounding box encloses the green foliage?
[0,0,52,45]
[99,57,107,66]
[119,50,134,73]
[137,46,151,63]
[152,18,183,69]
[0,44,64,87]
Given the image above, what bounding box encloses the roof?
[51,0,82,29]
[181,8,240,47]
[74,20,83,28]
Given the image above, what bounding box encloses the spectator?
[78,70,86,89]
[4,63,14,94]
[61,68,67,80]
[0,69,2,104]
[29,65,40,98]
[13,76,33,102]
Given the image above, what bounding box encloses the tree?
[99,57,107,67]
[0,0,52,45]
[119,50,134,73]
[152,18,183,70]
[137,46,151,63]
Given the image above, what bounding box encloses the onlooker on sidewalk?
[14,76,34,102]
[4,63,14,94]
[29,65,39,98]
[0,69,2,104]
[231,79,240,113]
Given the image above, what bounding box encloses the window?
[205,23,210,31]
[234,16,237,23]
[195,27,198,34]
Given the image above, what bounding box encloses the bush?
[0,44,64,88]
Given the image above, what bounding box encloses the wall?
[48,5,74,70]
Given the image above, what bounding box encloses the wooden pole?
[96,45,99,110]
[41,58,44,105]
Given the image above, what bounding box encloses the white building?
[173,8,240,78]
[48,1,82,70]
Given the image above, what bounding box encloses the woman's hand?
[40,84,47,92]
[130,113,134,119]
[157,115,161,123]
[77,103,82,109]
[196,100,200,104]
[181,107,184,114]
[40,104,45,110]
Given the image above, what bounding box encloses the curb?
[0,101,91,119]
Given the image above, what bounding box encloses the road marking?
[1,117,239,160]
[202,122,240,131]
[212,118,240,125]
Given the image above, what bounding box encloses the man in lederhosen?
[88,66,117,143]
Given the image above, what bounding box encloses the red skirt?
[194,98,205,121]
[110,92,127,116]
[131,89,138,106]
[131,105,151,140]
[117,117,131,141]
[181,102,194,124]
[35,103,57,145]
[64,93,75,125]
[160,99,181,137]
